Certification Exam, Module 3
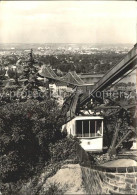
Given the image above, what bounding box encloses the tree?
[7,68,20,84]
[0,67,6,88]
[19,50,44,101]
[0,99,64,184]
[0,67,6,79]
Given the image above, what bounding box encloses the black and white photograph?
[0,1,137,194]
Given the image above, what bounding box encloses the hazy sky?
[0,1,136,44]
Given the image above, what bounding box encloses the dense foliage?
[0,52,125,74]
[103,108,136,150]
[35,53,125,74]
[0,99,64,186]
[18,137,80,195]
[49,137,80,163]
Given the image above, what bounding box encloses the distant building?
[79,74,104,85]
[49,83,57,94]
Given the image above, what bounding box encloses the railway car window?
[83,120,89,137]
[96,120,102,136]
[76,119,103,137]
[76,120,82,137]
[90,120,95,137]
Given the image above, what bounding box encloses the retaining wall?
[75,142,137,194]
[81,165,137,194]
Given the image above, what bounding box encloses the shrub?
[0,99,64,184]
[44,183,67,195]
[49,137,80,163]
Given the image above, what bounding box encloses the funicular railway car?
[62,116,104,152]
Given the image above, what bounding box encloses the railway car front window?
[76,119,103,138]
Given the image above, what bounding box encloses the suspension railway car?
[62,116,104,152]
